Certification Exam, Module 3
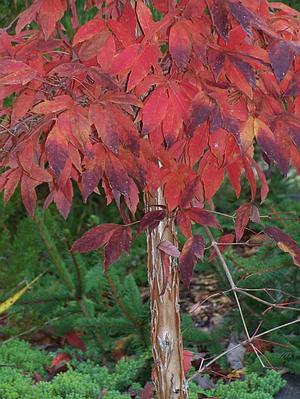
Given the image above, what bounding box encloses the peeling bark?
[145,191,187,399]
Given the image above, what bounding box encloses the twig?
[189,289,233,315]
[240,287,300,301]
[3,15,19,31]
[188,317,300,381]
[237,289,300,313]
[205,227,265,367]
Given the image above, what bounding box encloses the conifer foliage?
[2,0,300,397]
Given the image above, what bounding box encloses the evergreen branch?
[106,273,143,329]
[2,313,75,344]
[64,236,84,299]
[33,212,75,294]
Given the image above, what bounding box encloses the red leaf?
[49,62,87,77]
[103,226,132,270]
[186,207,221,229]
[141,382,154,399]
[64,332,87,351]
[16,0,42,34]
[265,227,300,267]
[208,0,229,40]
[254,119,288,175]
[227,1,253,35]
[227,56,256,97]
[138,210,166,234]
[158,240,180,257]
[30,165,52,183]
[136,2,154,34]
[207,48,225,81]
[72,224,120,253]
[11,89,35,125]
[21,175,38,216]
[45,124,69,178]
[169,20,192,70]
[187,93,212,137]
[72,223,131,269]
[201,155,225,200]
[32,96,73,114]
[127,45,160,91]
[179,235,205,287]
[37,0,66,40]
[235,203,260,242]
[227,158,243,198]
[209,233,235,261]
[73,18,105,45]
[243,157,257,201]
[50,352,71,368]
[105,155,139,212]
[2,169,22,203]
[109,44,140,74]
[183,350,193,374]
[81,166,103,202]
[152,0,168,13]
[176,210,192,238]
[269,40,294,81]
[18,141,34,173]
[97,35,116,71]
[164,172,184,211]
[253,160,269,202]
[78,31,110,61]
[142,87,169,134]
[89,104,119,154]
[0,60,36,85]
[61,107,91,147]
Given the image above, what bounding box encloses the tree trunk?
[145,190,188,399]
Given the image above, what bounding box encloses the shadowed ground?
[276,374,300,399]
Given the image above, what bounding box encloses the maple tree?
[1,0,300,397]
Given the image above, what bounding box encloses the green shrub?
[0,340,51,375]
[0,340,146,399]
[190,370,285,399]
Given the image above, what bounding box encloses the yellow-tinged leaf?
[265,227,300,267]
[227,368,244,380]
[278,242,300,266]
[241,116,255,151]
[0,274,43,314]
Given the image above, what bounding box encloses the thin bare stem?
[237,289,300,313]
[205,227,265,367]
[189,289,233,315]
[188,317,300,381]
[240,287,300,301]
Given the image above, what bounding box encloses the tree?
[1,0,300,397]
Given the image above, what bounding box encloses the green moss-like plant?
[189,370,285,399]
[0,340,146,399]
[0,340,51,375]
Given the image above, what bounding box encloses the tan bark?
[145,190,188,399]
